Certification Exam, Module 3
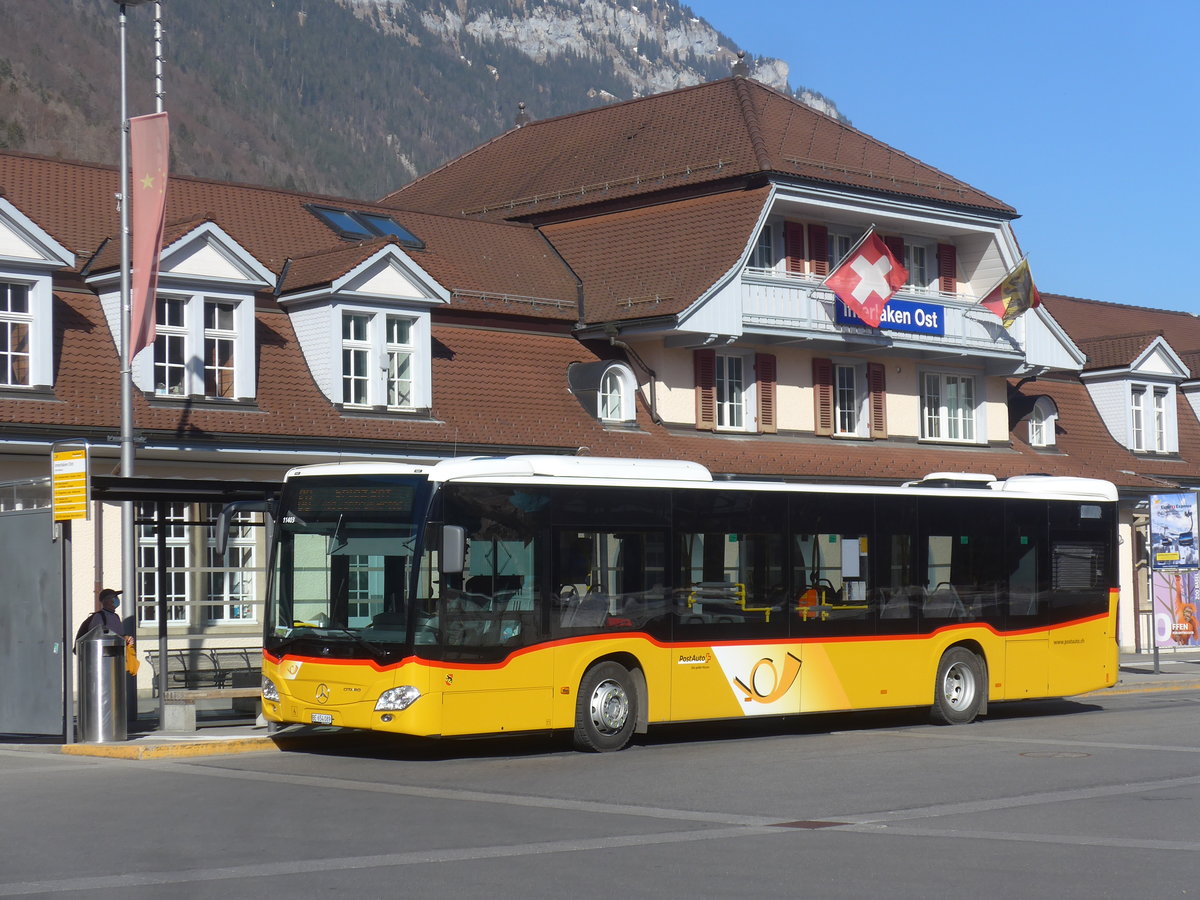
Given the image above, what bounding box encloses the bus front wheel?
[574,662,637,752]
[930,647,984,726]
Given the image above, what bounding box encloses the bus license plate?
[310,713,333,725]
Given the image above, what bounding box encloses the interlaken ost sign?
[835,298,945,335]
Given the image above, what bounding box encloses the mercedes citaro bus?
[219,455,1118,751]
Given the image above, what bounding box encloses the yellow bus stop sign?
[52,445,90,522]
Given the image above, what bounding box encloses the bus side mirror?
[216,499,272,556]
[442,525,466,574]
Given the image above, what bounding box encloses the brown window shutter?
[937,243,957,294]
[694,349,716,431]
[808,225,829,277]
[756,353,777,434]
[784,222,806,274]
[813,357,834,436]
[868,362,887,438]
[883,236,905,265]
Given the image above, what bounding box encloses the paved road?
[3,685,1200,899]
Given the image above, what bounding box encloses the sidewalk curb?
[60,736,281,760]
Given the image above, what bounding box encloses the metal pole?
[154,1,164,114]
[60,521,74,744]
[116,1,140,732]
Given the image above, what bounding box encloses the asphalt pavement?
[5,650,1200,760]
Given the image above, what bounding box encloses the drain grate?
[769,820,850,829]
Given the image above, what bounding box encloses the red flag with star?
[823,230,908,328]
[129,112,169,358]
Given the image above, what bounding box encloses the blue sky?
[687,0,1198,313]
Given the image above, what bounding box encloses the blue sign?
[835,298,945,335]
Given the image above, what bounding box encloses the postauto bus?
[221,455,1118,751]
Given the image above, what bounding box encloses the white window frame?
[0,280,32,387]
[599,362,637,422]
[203,300,238,399]
[0,274,53,389]
[903,239,937,293]
[145,289,256,400]
[341,312,371,406]
[827,230,857,271]
[1027,397,1059,448]
[1130,382,1175,452]
[749,225,775,270]
[334,303,431,411]
[715,350,756,432]
[385,315,414,409]
[921,371,978,443]
[834,362,868,437]
[204,504,259,625]
[137,502,191,626]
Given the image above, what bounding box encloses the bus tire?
[930,647,984,726]
[574,661,637,752]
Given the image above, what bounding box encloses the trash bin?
[77,628,127,742]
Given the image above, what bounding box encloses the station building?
[1,73,1197,724]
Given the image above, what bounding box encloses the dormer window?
[338,307,428,411]
[150,293,256,400]
[1027,396,1059,448]
[599,363,636,422]
[1131,383,1173,452]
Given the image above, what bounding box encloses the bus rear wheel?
[573,662,637,752]
[930,647,984,726]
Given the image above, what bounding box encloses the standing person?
[75,588,133,648]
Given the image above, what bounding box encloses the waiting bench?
[144,647,263,732]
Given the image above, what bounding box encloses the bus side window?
[552,530,668,635]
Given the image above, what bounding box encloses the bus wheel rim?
[944,661,975,711]
[590,679,630,734]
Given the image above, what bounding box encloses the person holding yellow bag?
[75,589,138,674]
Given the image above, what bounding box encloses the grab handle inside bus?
[215,499,273,557]
[442,525,466,574]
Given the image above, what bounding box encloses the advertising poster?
[1149,493,1199,569]
[1151,570,1200,648]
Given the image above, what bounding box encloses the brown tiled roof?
[382,77,1014,221]
[7,288,1198,492]
[1008,376,1200,489]
[1043,294,1200,376]
[1076,333,1163,370]
[0,152,579,316]
[542,187,772,323]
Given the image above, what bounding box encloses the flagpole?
[820,224,876,284]
[114,0,152,730]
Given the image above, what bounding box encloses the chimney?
[515,101,531,127]
[731,51,749,78]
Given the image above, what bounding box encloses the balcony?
[739,268,1022,361]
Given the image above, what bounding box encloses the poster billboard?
[1151,570,1200,648]
[1149,493,1198,570]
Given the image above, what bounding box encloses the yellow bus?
[231,455,1118,751]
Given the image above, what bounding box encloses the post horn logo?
[733,652,801,704]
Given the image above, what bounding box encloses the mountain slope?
[0,0,840,200]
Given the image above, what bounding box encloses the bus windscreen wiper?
[327,626,386,659]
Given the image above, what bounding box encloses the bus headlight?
[262,676,280,702]
[376,685,421,712]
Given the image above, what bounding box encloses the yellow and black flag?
[980,258,1040,328]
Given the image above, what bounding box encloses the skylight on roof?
[307,204,424,249]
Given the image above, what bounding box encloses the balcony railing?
[739,269,1018,356]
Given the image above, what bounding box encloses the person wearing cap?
[74,588,133,647]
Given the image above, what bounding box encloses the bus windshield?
[268,473,434,661]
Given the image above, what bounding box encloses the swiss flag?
[824,231,908,328]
